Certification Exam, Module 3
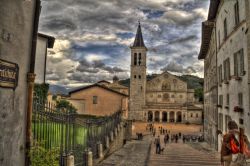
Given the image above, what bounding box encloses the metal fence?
[32,95,122,165]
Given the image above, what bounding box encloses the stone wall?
[0,1,36,165]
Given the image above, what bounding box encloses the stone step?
[148,142,221,166]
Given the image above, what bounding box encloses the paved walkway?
[98,135,151,166]
[99,122,221,166]
[148,140,221,166]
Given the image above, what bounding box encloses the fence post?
[85,149,93,166]
[67,154,74,166]
[105,136,110,149]
[110,131,114,142]
[97,142,104,159]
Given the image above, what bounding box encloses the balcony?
[234,106,243,113]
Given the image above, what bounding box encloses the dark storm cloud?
[40,0,209,86]
[161,61,197,74]
[75,59,126,74]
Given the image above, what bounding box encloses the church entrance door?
[148,111,153,122]
[154,111,160,122]
[162,112,167,122]
[177,111,182,122]
[170,111,175,122]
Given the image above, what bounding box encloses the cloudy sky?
[39,0,209,87]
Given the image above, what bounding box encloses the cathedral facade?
[129,23,202,124]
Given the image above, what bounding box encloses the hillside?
[119,74,203,90]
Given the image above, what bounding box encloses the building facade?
[68,84,128,117]
[35,33,55,84]
[129,23,203,124]
[0,1,39,165]
[199,0,250,151]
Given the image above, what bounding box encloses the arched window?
[134,53,137,65]
[138,53,142,65]
[191,113,193,117]
[196,113,199,118]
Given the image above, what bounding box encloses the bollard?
[97,142,104,159]
[105,136,110,148]
[110,131,114,142]
[85,149,93,166]
[67,154,74,166]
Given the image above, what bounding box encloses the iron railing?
[32,95,122,165]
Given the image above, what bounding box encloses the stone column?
[152,111,155,122]
[97,143,104,159]
[105,136,110,149]
[159,111,162,122]
[174,112,177,123]
[167,112,170,122]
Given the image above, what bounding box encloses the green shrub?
[29,142,60,166]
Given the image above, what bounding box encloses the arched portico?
[177,111,182,122]
[170,111,175,122]
[148,111,153,122]
[155,111,160,122]
[162,111,168,122]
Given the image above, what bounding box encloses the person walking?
[175,134,178,143]
[221,120,239,166]
[164,134,168,146]
[154,136,161,154]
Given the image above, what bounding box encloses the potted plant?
[234,106,243,113]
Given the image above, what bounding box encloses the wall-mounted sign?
[0,59,19,89]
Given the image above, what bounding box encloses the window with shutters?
[218,65,223,84]
[234,1,240,26]
[219,95,223,106]
[93,96,98,104]
[234,49,244,77]
[238,93,243,107]
[224,18,227,40]
[223,58,230,82]
[218,30,221,47]
[218,113,223,131]
[226,94,229,106]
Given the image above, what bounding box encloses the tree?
[34,83,49,103]
[195,88,203,102]
[56,99,77,113]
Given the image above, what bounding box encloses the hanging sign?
[0,59,19,89]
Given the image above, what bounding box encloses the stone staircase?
[148,143,221,166]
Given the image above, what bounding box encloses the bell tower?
[129,22,147,121]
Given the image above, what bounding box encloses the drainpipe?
[25,0,41,166]
[214,20,219,151]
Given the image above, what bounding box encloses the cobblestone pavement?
[98,135,152,166]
